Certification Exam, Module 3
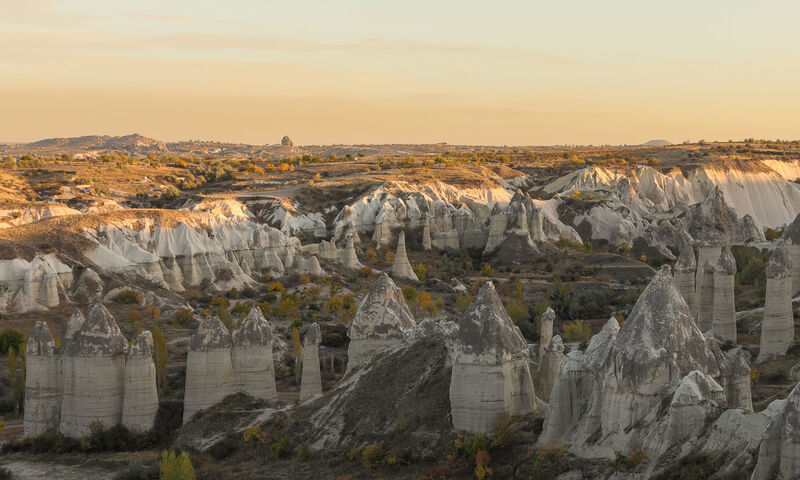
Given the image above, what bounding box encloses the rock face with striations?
[60,304,128,437]
[752,382,800,480]
[24,321,62,437]
[121,331,159,433]
[697,260,716,332]
[781,212,800,295]
[536,335,563,402]
[346,273,417,373]
[390,231,418,281]
[300,322,323,401]
[449,282,536,433]
[183,315,234,423]
[231,308,277,402]
[759,242,794,361]
[712,246,737,343]
[674,243,697,314]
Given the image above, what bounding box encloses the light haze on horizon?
[2,0,799,146]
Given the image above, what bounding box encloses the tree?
[412,263,428,281]
[0,329,25,356]
[145,306,161,320]
[159,450,196,480]
[173,308,193,325]
[291,327,302,383]
[152,326,168,395]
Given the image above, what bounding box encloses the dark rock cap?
[766,242,792,279]
[129,330,154,356]
[190,315,233,350]
[348,273,416,340]
[715,246,737,275]
[675,244,697,273]
[232,308,273,347]
[67,303,128,356]
[27,321,57,357]
[453,281,529,361]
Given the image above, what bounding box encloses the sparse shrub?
[115,289,142,304]
[267,281,285,292]
[418,292,441,316]
[173,308,193,325]
[474,450,492,480]
[271,436,294,459]
[159,450,195,480]
[609,449,648,472]
[361,443,386,468]
[365,249,378,263]
[358,266,373,278]
[462,434,490,461]
[563,320,591,344]
[126,311,142,323]
[0,329,25,356]
[296,442,313,460]
[227,287,240,299]
[402,286,419,303]
[145,306,161,320]
[230,303,251,319]
[456,295,473,313]
[481,263,494,277]
[413,262,429,281]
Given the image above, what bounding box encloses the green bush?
[271,436,293,458]
[173,309,194,325]
[0,329,25,357]
[115,289,141,304]
[462,434,490,461]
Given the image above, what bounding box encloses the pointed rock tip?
[130,330,154,356]
[675,245,697,273]
[190,315,232,350]
[233,307,273,346]
[767,242,792,278]
[716,246,736,275]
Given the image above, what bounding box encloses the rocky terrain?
[2,137,800,479]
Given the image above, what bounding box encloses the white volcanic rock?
[450,282,536,433]
[421,217,432,250]
[0,254,72,312]
[24,321,62,437]
[346,273,416,373]
[759,242,794,361]
[675,243,697,314]
[231,308,277,402]
[484,204,507,254]
[318,238,339,261]
[725,348,753,412]
[339,235,363,270]
[60,304,127,437]
[697,260,716,332]
[781,212,800,295]
[300,322,323,402]
[752,383,800,480]
[390,231,418,281]
[295,255,324,277]
[122,331,159,433]
[602,266,723,437]
[64,308,85,348]
[183,315,234,424]
[713,247,737,343]
[539,307,555,365]
[536,335,564,402]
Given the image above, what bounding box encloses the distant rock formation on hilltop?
[642,139,672,146]
[281,136,294,147]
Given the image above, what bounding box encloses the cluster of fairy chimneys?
[674,241,795,361]
[24,305,159,438]
[313,229,420,282]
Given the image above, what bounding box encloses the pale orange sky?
[2,0,799,145]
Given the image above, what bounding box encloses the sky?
[2,0,799,146]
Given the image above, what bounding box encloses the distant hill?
[642,139,672,146]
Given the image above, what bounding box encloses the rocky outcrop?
[121,331,159,432]
[71,268,104,304]
[674,243,697,314]
[450,282,536,433]
[759,242,794,361]
[339,235,363,270]
[541,267,737,460]
[300,322,323,402]
[713,247,737,343]
[281,135,294,147]
[0,254,72,313]
[390,231,418,281]
[752,383,800,480]
[60,304,128,437]
[346,274,416,373]
[231,308,277,402]
[539,307,555,365]
[23,321,62,437]
[536,335,563,402]
[295,255,324,277]
[183,315,234,423]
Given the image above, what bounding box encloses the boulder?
[759,242,794,361]
[449,281,536,433]
[300,322,323,401]
[23,321,62,437]
[712,246,737,343]
[346,273,416,373]
[122,331,159,432]
[60,304,127,437]
[183,315,234,423]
